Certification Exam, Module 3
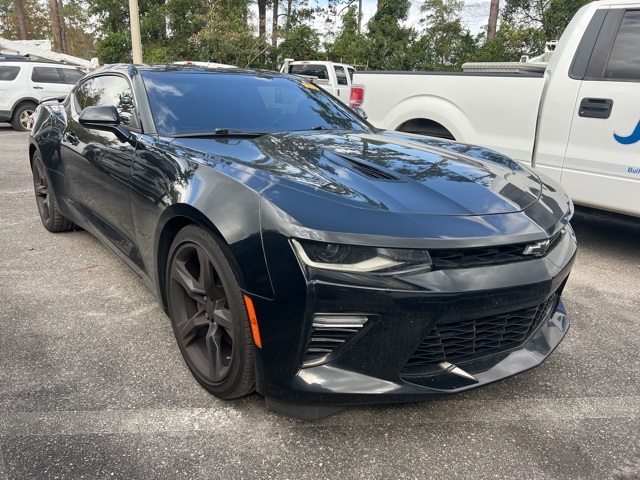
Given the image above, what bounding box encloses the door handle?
[579,98,613,119]
[33,86,44,89]
[64,132,80,146]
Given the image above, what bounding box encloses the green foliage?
[278,24,321,62]
[194,3,270,68]
[326,6,367,65]
[365,0,416,70]
[501,0,591,52]
[0,0,595,73]
[0,0,50,40]
[413,0,477,70]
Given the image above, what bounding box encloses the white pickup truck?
[281,59,356,104]
[350,0,640,217]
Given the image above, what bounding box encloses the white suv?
[0,58,85,131]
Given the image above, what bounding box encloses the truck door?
[333,65,350,103]
[562,8,640,216]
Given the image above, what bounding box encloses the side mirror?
[79,105,132,142]
[352,107,368,120]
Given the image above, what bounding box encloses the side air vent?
[332,152,401,181]
[303,315,369,367]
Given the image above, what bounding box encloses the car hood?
[172,131,542,216]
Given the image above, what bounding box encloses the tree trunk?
[58,0,68,54]
[272,0,278,47]
[286,0,292,30]
[358,0,362,33]
[49,0,63,52]
[487,0,499,41]
[258,0,267,37]
[14,0,28,40]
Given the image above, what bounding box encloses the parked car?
[349,0,640,218]
[0,57,84,131]
[28,64,576,418]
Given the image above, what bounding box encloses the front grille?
[429,229,564,269]
[403,294,558,370]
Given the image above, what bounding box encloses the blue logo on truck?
[614,120,640,145]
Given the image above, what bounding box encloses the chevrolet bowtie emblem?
[523,238,551,256]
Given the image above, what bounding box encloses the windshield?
[142,70,371,137]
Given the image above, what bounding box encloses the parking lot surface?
[1,126,639,479]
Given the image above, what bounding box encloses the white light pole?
[128,0,143,63]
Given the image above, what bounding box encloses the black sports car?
[28,64,576,418]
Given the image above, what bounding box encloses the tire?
[166,225,255,399]
[11,103,37,131]
[31,154,77,232]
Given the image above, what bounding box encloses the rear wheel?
[11,103,37,131]
[31,155,77,232]
[166,225,255,399]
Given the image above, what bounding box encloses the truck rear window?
[0,66,20,81]
[289,64,329,80]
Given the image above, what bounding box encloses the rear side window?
[289,64,328,80]
[32,67,64,83]
[61,69,85,85]
[604,10,640,81]
[0,66,20,81]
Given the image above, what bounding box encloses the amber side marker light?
[243,295,262,348]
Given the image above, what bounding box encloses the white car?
[0,57,84,131]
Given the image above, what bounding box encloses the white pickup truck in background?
[281,59,356,103]
[350,0,640,218]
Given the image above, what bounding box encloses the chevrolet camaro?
[28,64,576,418]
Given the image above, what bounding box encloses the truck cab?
[281,59,355,104]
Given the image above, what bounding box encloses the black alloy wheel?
[166,225,255,399]
[32,155,76,232]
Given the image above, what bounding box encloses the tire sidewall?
[12,103,36,131]
[166,225,253,398]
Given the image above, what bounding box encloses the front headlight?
[291,239,432,274]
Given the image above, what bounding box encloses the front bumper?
[252,222,576,418]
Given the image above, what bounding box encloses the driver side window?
[74,75,141,130]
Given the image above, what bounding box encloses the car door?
[61,74,144,269]
[562,8,640,217]
[29,66,74,100]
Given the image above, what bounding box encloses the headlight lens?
[291,239,432,274]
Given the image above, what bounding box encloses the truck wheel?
[11,103,37,131]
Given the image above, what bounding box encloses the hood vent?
[331,152,401,181]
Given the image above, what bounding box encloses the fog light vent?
[303,315,368,367]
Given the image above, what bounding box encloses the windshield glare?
[142,70,370,137]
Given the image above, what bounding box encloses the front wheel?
[166,225,255,399]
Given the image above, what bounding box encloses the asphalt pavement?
[1,125,639,479]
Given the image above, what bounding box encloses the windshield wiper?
[310,126,329,130]
[172,128,267,138]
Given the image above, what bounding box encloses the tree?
[0,0,49,40]
[326,6,366,65]
[365,0,416,70]
[502,0,591,52]
[195,0,270,67]
[278,24,320,61]
[15,0,28,39]
[413,0,476,70]
[49,0,67,53]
